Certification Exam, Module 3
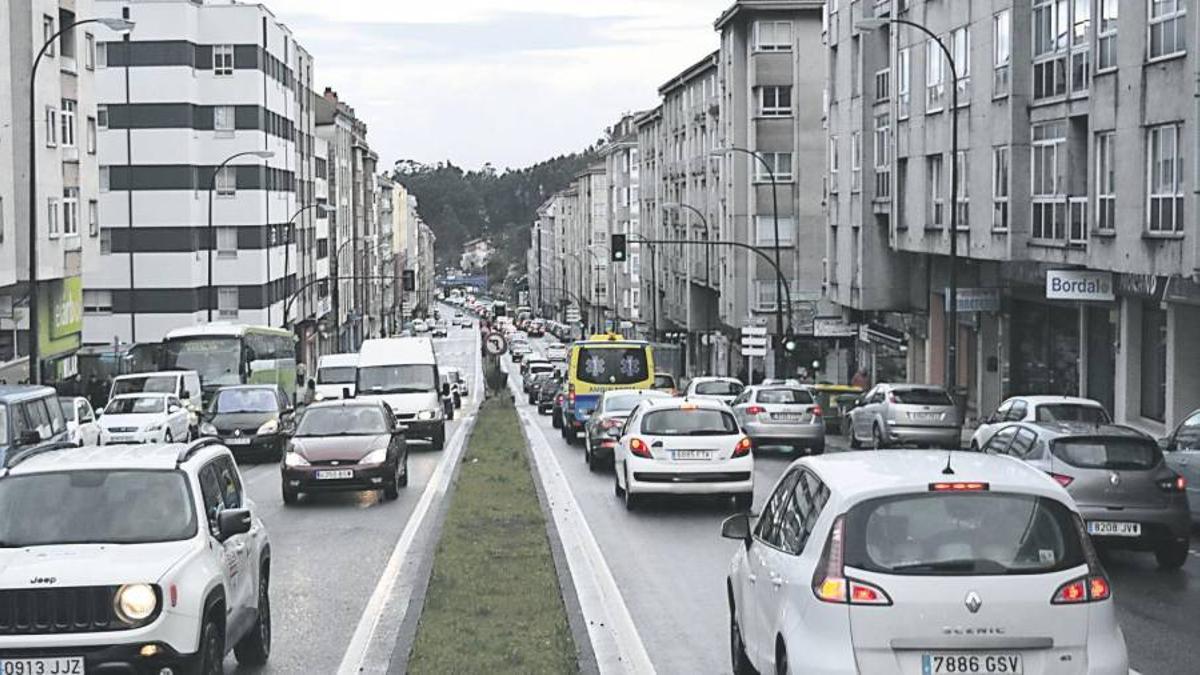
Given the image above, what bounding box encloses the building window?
[954,150,970,228]
[758,86,792,116]
[96,41,107,68]
[754,216,797,247]
[755,21,793,51]
[874,114,891,199]
[851,36,861,97]
[994,10,1011,97]
[1095,132,1116,233]
[83,290,112,315]
[1098,0,1118,70]
[992,147,1010,231]
[218,287,239,319]
[755,152,794,182]
[1032,121,1067,240]
[1147,123,1184,233]
[829,136,839,192]
[926,40,945,112]
[45,106,58,147]
[213,44,235,76]
[1033,0,1068,99]
[1071,0,1091,93]
[60,99,76,148]
[896,159,908,229]
[214,105,235,133]
[1140,303,1167,422]
[99,166,110,193]
[927,155,945,228]
[897,47,911,119]
[100,228,112,255]
[43,16,55,57]
[88,199,99,237]
[86,116,97,154]
[47,198,59,237]
[754,280,780,311]
[85,33,96,69]
[97,104,108,129]
[951,26,971,101]
[215,167,237,196]
[216,227,238,258]
[62,188,79,236]
[850,132,862,192]
[1149,0,1187,59]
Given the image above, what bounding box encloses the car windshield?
[1035,404,1110,424]
[756,389,813,404]
[892,388,954,405]
[112,375,178,397]
[58,399,75,420]
[296,406,389,436]
[1051,437,1161,470]
[357,364,438,394]
[0,470,197,546]
[576,346,649,386]
[318,366,357,385]
[844,492,1086,576]
[105,396,166,415]
[161,337,242,388]
[641,409,737,436]
[214,389,278,414]
[695,381,743,396]
[1174,413,1200,450]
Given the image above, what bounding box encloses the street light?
[857,16,962,394]
[26,16,134,384]
[205,149,274,322]
[281,203,334,327]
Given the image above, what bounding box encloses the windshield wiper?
[891,558,1008,574]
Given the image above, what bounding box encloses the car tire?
[811,442,825,455]
[399,456,409,487]
[383,462,401,501]
[847,420,862,450]
[623,468,639,511]
[282,483,299,505]
[552,411,562,429]
[165,430,174,443]
[613,464,625,498]
[234,566,271,665]
[730,606,755,675]
[872,425,885,451]
[187,615,225,675]
[1155,540,1189,570]
[564,424,577,444]
[431,426,446,451]
[970,441,980,452]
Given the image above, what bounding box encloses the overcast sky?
[269,0,732,171]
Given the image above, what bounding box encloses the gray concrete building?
[601,113,644,332]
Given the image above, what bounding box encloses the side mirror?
[180,390,191,399]
[169,405,181,414]
[393,423,409,436]
[1157,437,1173,452]
[342,387,353,399]
[721,513,752,549]
[216,508,252,540]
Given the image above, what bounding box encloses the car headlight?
[257,419,279,435]
[284,451,309,467]
[416,409,438,421]
[199,422,218,437]
[361,448,389,465]
[114,583,158,624]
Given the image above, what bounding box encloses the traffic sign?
[484,332,508,356]
[741,325,768,337]
[566,307,581,322]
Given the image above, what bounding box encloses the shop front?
[38,277,84,383]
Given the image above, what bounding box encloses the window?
[926,40,945,111]
[45,106,58,147]
[216,227,238,257]
[1149,0,1186,59]
[897,47,911,119]
[954,150,969,228]
[85,33,96,69]
[100,228,112,255]
[1095,132,1115,233]
[213,44,234,76]
[778,471,830,555]
[1098,0,1118,70]
[874,114,891,199]
[83,290,112,314]
[1071,0,1091,93]
[99,166,110,193]
[88,199,99,237]
[86,116,97,154]
[1140,303,1167,421]
[759,86,792,116]
[214,106,235,134]
[754,216,797,247]
[96,41,107,68]
[851,36,861,97]
[951,26,971,101]
[215,167,236,196]
[756,21,793,51]
[1033,0,1069,99]
[1032,121,1067,240]
[756,152,793,181]
[829,136,839,192]
[992,146,1010,231]
[43,16,55,57]
[994,11,1011,97]
[755,280,781,311]
[896,159,908,229]
[62,188,78,236]
[47,198,59,238]
[97,105,108,129]
[850,131,862,192]
[218,287,239,319]
[60,99,76,148]
[927,155,944,227]
[1147,123,1184,233]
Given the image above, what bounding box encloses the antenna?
[942,448,956,475]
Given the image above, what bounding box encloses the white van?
[109,371,203,431]
[356,337,447,449]
[314,353,359,400]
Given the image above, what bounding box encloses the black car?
[199,385,294,461]
[281,400,408,504]
[526,371,555,405]
[535,374,562,414]
[583,389,672,470]
[551,380,568,429]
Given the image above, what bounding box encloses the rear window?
[844,493,1086,576]
[1034,404,1110,424]
[576,346,649,386]
[1051,437,1161,470]
[317,366,357,384]
[112,375,177,396]
[653,374,676,389]
[641,409,737,436]
[892,388,954,406]
[757,389,813,404]
[695,381,743,396]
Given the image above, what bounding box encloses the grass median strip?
[407,393,577,674]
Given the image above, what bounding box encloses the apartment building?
[417,222,436,313]
[1,0,105,382]
[601,113,644,330]
[530,197,562,317]
[828,0,1199,433]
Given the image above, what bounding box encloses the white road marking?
[336,332,483,675]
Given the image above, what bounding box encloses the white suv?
[0,439,271,673]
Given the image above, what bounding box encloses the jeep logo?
[29,576,57,585]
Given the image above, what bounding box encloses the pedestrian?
[851,368,871,390]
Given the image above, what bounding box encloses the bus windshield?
[161,337,241,389]
[575,345,649,386]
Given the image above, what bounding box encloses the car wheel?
[847,420,862,449]
[234,565,271,665]
[811,442,825,456]
[1155,540,1189,570]
[775,640,789,675]
[613,463,625,498]
[282,483,298,505]
[970,441,980,452]
[187,615,225,675]
[552,411,562,429]
[730,606,755,675]
[399,456,409,487]
[564,424,577,444]
[431,426,446,451]
[872,425,885,451]
[383,461,401,501]
[623,468,639,511]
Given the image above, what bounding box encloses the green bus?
[160,324,297,401]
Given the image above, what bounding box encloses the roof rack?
[177,437,223,466]
[4,441,79,470]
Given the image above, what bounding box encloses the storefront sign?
[813,317,858,338]
[38,277,83,360]
[1116,274,1165,300]
[1046,270,1114,302]
[945,288,1001,313]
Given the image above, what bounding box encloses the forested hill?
[392,150,599,276]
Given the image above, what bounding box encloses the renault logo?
[965,591,983,614]
[1109,472,1121,486]
[234,429,242,437]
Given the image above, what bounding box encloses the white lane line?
[336,333,484,675]
[516,403,656,675]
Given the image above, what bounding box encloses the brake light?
[1048,472,1074,487]
[928,482,989,492]
[811,516,893,606]
[680,402,699,410]
[1089,576,1111,601]
[601,418,623,430]
[629,437,652,458]
[849,580,893,605]
[812,405,823,417]
[1157,474,1187,492]
[1052,575,1111,604]
[746,405,766,415]
[733,437,752,458]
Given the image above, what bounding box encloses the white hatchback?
[684,377,745,407]
[99,393,191,444]
[970,396,1110,450]
[722,451,1128,675]
[613,398,753,510]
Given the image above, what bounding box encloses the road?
[514,336,1200,675]
[225,314,480,673]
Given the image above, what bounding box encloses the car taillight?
[629,437,652,458]
[1048,472,1074,487]
[848,580,892,605]
[928,481,989,492]
[811,516,891,605]
[601,418,623,430]
[1051,575,1111,604]
[733,437,752,457]
[811,405,823,417]
[746,405,766,415]
[1157,474,1187,492]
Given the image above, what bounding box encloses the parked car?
[100,393,191,444]
[58,395,106,446]
[846,383,961,450]
[730,385,825,454]
[971,395,1110,450]
[1159,408,1200,523]
[281,400,408,503]
[683,377,744,406]
[0,385,70,464]
[545,343,568,362]
[723,450,1128,675]
[198,385,295,461]
[584,389,671,470]
[981,421,1191,568]
[652,372,679,396]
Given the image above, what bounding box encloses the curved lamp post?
[280,202,334,326]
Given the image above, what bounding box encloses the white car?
[683,376,745,406]
[0,439,272,673]
[99,393,191,444]
[412,319,430,333]
[971,396,1110,450]
[613,398,753,510]
[545,344,568,361]
[58,396,106,446]
[723,450,1128,675]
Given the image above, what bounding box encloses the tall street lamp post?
[27,16,134,383]
[281,203,333,327]
[858,17,961,394]
[206,150,274,322]
[332,235,376,350]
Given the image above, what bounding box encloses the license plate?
[674,450,712,461]
[316,469,354,480]
[0,657,85,675]
[225,437,251,445]
[1087,520,1141,537]
[921,653,1022,674]
[911,412,943,420]
[771,413,804,421]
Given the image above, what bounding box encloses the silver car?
[1160,408,1200,523]
[847,383,961,449]
[731,385,825,454]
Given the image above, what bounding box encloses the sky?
[269,0,733,171]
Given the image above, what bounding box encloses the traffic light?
[611,234,627,262]
[402,270,416,292]
[783,333,798,353]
